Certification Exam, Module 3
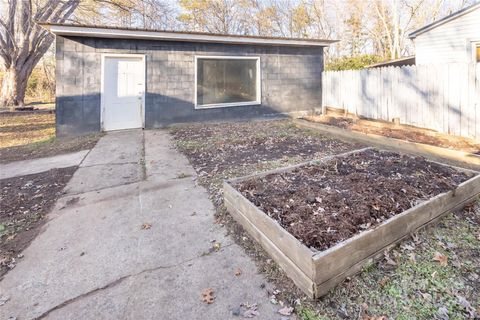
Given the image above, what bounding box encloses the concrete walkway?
[0,130,278,320]
[0,150,89,180]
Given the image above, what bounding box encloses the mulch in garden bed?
[235,149,473,251]
[304,115,480,154]
[0,167,76,277]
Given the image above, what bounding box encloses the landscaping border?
[223,148,480,298]
[293,118,480,170]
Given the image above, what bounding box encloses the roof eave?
[409,3,480,39]
[39,23,337,47]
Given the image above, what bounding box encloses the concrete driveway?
[0,130,279,319]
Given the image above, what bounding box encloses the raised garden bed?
[294,119,480,170]
[224,148,480,298]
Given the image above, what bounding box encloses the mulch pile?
[0,167,76,277]
[235,149,472,251]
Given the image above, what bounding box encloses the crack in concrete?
[34,244,234,320]
[79,161,141,169]
[59,180,142,199]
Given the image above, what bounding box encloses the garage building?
[40,23,335,136]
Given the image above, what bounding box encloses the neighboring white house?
[409,2,480,65]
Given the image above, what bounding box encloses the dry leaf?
[0,295,9,306]
[234,268,242,276]
[420,292,432,301]
[278,306,294,316]
[378,276,389,287]
[412,233,421,244]
[408,252,416,263]
[201,288,215,304]
[141,223,151,230]
[243,309,260,318]
[384,252,397,266]
[401,243,415,251]
[433,251,448,267]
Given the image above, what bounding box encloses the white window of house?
[195,56,261,109]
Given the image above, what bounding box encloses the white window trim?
[100,53,146,130]
[194,56,261,109]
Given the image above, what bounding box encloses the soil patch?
[305,115,480,154]
[235,149,471,251]
[0,167,76,277]
[171,120,362,176]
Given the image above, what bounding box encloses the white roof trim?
[44,24,335,47]
[409,3,480,39]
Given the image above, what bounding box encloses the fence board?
[322,63,479,140]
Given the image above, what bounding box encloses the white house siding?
[414,8,480,65]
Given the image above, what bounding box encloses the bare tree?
[0,0,80,109]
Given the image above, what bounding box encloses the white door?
[103,56,145,131]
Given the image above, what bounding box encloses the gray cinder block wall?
[55,36,324,136]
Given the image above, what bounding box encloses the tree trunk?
[1,67,28,110]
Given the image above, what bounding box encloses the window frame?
[194,55,261,109]
[470,40,480,63]
[475,43,480,63]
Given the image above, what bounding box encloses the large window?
[195,57,260,108]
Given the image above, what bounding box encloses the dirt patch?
[0,111,101,163]
[171,120,363,176]
[305,115,480,154]
[235,149,471,251]
[0,167,76,277]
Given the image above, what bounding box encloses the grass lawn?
[0,112,55,149]
[0,112,101,163]
[170,119,479,320]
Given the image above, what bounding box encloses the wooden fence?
[322,63,480,140]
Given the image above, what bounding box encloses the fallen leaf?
[378,277,389,287]
[0,295,9,306]
[456,295,476,317]
[432,251,448,267]
[437,306,449,320]
[278,306,294,316]
[412,233,421,244]
[419,292,432,301]
[401,243,415,251]
[141,223,152,230]
[201,288,215,304]
[243,309,260,318]
[384,252,397,266]
[408,252,416,263]
[234,268,242,276]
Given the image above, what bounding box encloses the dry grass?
[0,112,55,148]
[0,112,101,163]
